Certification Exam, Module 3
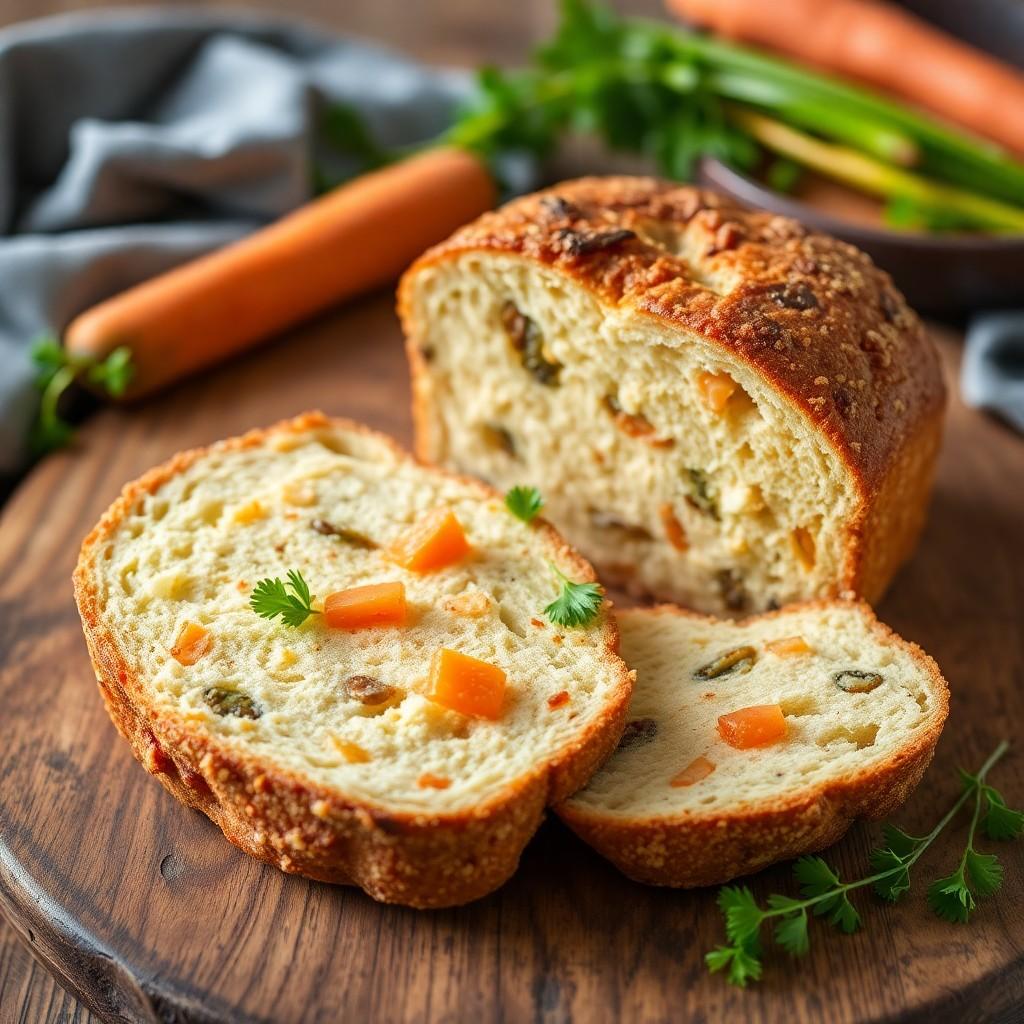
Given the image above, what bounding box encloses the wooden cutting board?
[0,297,1022,1024]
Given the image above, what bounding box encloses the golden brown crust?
[555,599,949,888]
[73,412,633,908]
[398,176,947,604]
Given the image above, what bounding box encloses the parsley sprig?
[31,337,133,454]
[505,485,544,524]
[707,741,1021,986]
[250,571,318,628]
[544,564,603,628]
[925,756,1023,922]
[445,0,1024,232]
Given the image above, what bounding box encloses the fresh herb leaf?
[87,345,133,397]
[543,564,603,628]
[773,908,810,957]
[29,338,134,455]
[705,943,762,987]
[815,892,862,934]
[927,870,974,924]
[868,847,912,902]
[982,787,1024,841]
[31,337,67,388]
[250,571,317,627]
[707,886,765,985]
[505,485,544,524]
[719,886,763,948]
[880,823,924,858]
[793,855,841,897]
[447,0,1024,230]
[925,746,1013,925]
[965,850,1003,897]
[706,740,1019,986]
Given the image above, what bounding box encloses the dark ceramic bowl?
[696,0,1024,315]
[697,158,1024,314]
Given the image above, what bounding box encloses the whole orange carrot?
[65,147,495,398]
[666,0,1024,158]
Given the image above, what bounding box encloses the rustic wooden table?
[1,3,1021,1024]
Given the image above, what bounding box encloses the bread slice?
[399,176,946,615]
[73,412,633,908]
[557,602,948,887]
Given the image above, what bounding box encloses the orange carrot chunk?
[790,526,816,570]
[718,704,788,749]
[671,755,716,787]
[388,508,470,573]
[170,622,212,665]
[323,582,407,630]
[418,773,452,790]
[428,648,506,720]
[329,736,372,764]
[765,635,813,657]
[697,370,738,413]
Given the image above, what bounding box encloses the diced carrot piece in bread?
[388,508,470,572]
[765,635,813,657]
[670,755,716,787]
[170,622,212,665]
[329,735,372,763]
[232,499,266,524]
[697,371,738,413]
[418,773,451,789]
[718,705,788,749]
[791,526,816,570]
[323,582,407,630]
[659,503,689,551]
[428,648,506,720]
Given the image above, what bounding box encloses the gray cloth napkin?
[0,8,473,475]
[962,313,1024,433]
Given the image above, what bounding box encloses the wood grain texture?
[0,295,1022,1024]
[0,916,96,1024]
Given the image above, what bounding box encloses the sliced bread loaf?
[73,413,633,907]
[399,176,946,615]
[557,602,948,887]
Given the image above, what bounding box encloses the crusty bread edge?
[397,176,948,607]
[554,599,949,888]
[72,411,634,908]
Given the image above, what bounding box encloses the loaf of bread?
[73,413,633,908]
[399,177,946,614]
[557,602,948,887]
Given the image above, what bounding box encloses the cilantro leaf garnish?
[705,740,1019,985]
[543,564,603,628]
[250,570,317,627]
[505,485,544,523]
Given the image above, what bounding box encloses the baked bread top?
[74,413,632,827]
[557,601,948,887]
[403,176,946,498]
